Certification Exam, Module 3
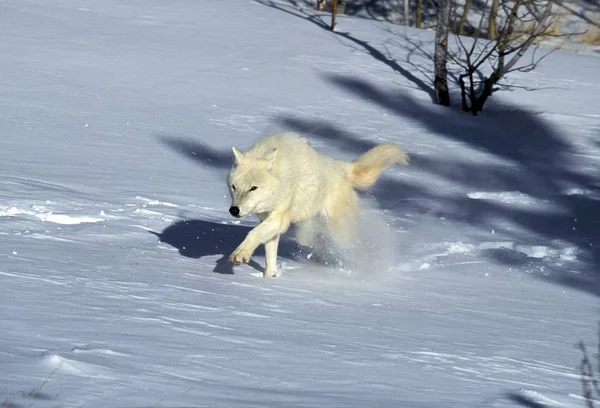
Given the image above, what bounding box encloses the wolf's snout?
[229,206,240,217]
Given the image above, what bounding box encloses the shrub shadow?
[505,391,550,408]
[255,0,435,100]
[158,134,232,170]
[155,1,600,294]
[276,75,600,296]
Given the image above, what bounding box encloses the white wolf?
[226,132,408,277]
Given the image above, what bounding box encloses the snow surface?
[1,0,600,407]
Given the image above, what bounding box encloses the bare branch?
[449,0,567,115]
[500,3,553,77]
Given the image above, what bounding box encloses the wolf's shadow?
[150,219,304,274]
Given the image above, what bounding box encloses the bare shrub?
[579,324,600,408]
[450,0,559,115]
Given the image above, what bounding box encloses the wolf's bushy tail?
[342,143,409,190]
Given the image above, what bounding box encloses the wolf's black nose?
[229,206,240,217]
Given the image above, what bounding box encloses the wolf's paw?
[264,268,277,278]
[229,245,253,264]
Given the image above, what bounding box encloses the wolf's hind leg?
[325,187,359,248]
[295,218,317,247]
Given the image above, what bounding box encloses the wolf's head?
[226,147,279,218]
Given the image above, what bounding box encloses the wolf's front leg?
[229,212,290,271]
[263,235,280,278]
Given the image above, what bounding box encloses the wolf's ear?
[264,148,278,169]
[232,147,244,165]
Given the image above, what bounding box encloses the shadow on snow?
[279,73,600,296]
[155,2,600,297]
[256,1,600,296]
[150,218,304,275]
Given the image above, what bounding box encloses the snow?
[0,204,106,225]
[1,0,599,407]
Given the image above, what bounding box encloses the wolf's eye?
[231,185,236,191]
[249,186,258,192]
